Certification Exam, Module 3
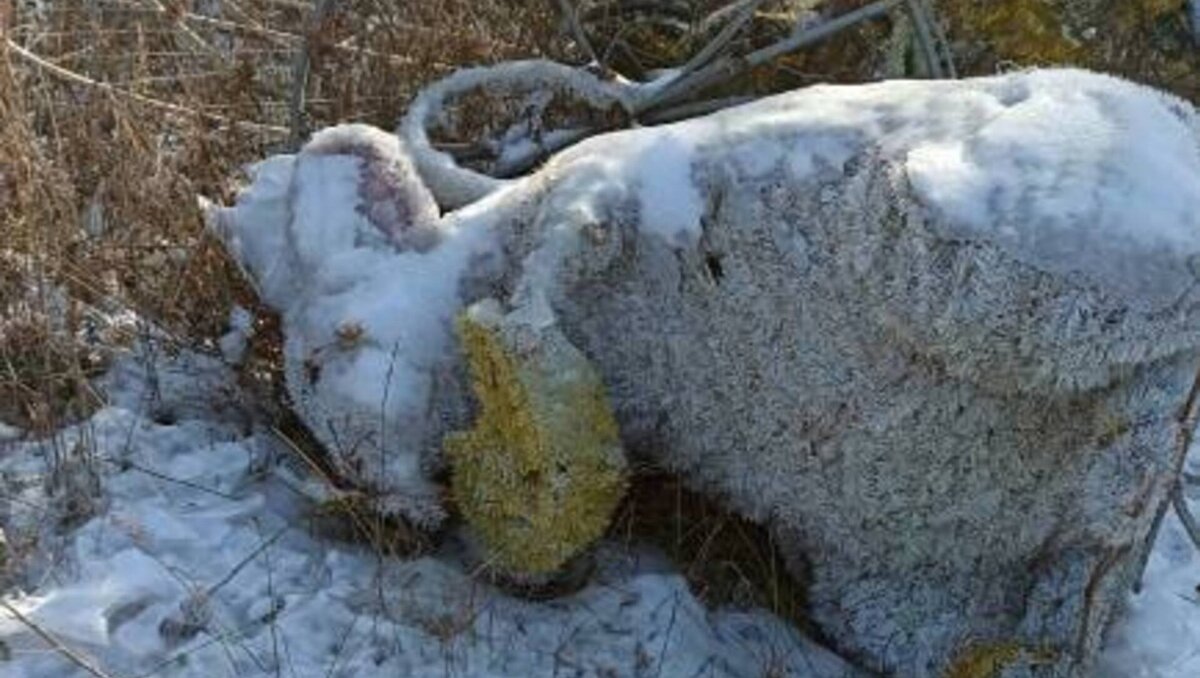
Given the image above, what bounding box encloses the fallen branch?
[920,0,957,78]
[638,94,753,125]
[905,0,942,78]
[635,0,905,114]
[1191,0,1200,47]
[671,0,767,85]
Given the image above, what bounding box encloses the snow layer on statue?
[400,60,634,209]
[0,350,852,678]
[536,68,1200,311]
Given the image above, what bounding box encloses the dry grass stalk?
[0,0,559,436]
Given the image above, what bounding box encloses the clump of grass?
[611,468,811,630]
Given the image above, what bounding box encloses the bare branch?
[905,0,943,78]
[639,95,753,125]
[920,0,957,78]
[288,0,339,149]
[1191,0,1200,46]
[637,0,905,114]
[673,0,766,84]
[1173,483,1200,553]
[556,0,606,73]
[1133,497,1169,594]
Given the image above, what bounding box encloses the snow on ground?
[0,345,853,678]
[1097,450,1200,678]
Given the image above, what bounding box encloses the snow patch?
[634,131,704,247]
[0,349,854,678]
[1098,443,1200,677]
[217,305,253,365]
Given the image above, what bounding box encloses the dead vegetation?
[612,469,812,631]
[0,0,563,434]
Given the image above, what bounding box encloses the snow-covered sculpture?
[217,65,1200,677]
[461,69,1200,676]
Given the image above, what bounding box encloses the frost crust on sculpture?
[471,69,1200,676]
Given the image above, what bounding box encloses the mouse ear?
[299,123,442,254]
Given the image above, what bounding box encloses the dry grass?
[0,0,564,433]
[611,469,812,630]
[1,1,895,434]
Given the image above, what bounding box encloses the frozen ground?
[1,344,1199,677]
[1096,456,1200,677]
[0,345,853,678]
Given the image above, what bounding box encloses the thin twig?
[288,0,339,149]
[1133,497,1169,594]
[1173,483,1200,551]
[181,12,428,67]
[141,0,224,59]
[1171,367,1200,554]
[904,0,942,78]
[1136,366,1200,592]
[919,0,957,78]
[672,0,766,84]
[4,39,288,136]
[206,525,289,598]
[102,456,242,501]
[1190,0,1200,47]
[0,600,120,678]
